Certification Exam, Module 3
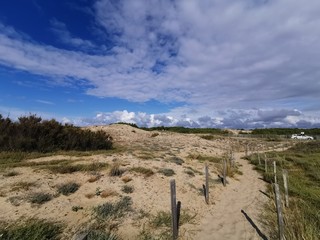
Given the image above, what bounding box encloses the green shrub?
[0,114,112,153]
[168,157,184,165]
[3,170,19,177]
[158,168,175,176]
[86,230,120,240]
[94,196,132,220]
[109,163,124,177]
[0,219,63,240]
[28,192,52,204]
[121,185,134,194]
[57,182,80,196]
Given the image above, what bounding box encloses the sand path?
[195,152,269,240]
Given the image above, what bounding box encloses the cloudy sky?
[1,0,320,128]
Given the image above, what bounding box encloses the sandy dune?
[0,124,283,239]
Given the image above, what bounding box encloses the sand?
[0,124,285,239]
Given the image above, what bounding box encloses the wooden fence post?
[205,164,209,204]
[170,179,178,239]
[245,144,249,157]
[264,154,268,173]
[274,183,285,240]
[258,152,261,165]
[273,161,277,184]
[282,170,289,208]
[223,159,227,187]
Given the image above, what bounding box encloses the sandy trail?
[195,152,269,240]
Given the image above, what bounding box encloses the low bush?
[121,185,134,194]
[28,192,52,204]
[158,168,175,177]
[57,182,80,196]
[130,167,154,177]
[94,196,133,220]
[0,218,63,240]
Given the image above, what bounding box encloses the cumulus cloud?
[71,108,320,129]
[1,0,320,127]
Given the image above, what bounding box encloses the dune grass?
[0,218,63,240]
[248,141,320,239]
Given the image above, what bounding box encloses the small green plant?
[121,185,134,194]
[72,206,83,212]
[0,218,63,240]
[95,187,102,196]
[28,192,52,204]
[158,168,175,176]
[94,196,133,220]
[57,182,80,196]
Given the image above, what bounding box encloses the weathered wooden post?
[274,183,285,240]
[205,163,209,204]
[273,161,277,184]
[264,154,268,173]
[170,179,178,239]
[223,159,227,187]
[258,152,261,165]
[282,169,289,208]
[245,144,249,157]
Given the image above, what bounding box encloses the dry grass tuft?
[100,189,118,198]
[121,176,132,183]
[87,175,101,183]
[85,193,95,199]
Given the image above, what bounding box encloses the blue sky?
[1,0,320,128]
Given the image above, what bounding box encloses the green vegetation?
[138,210,196,239]
[168,157,184,165]
[141,126,228,134]
[46,162,108,174]
[158,168,175,176]
[57,182,80,196]
[248,141,320,239]
[0,218,63,240]
[94,196,133,220]
[188,153,222,163]
[0,114,112,153]
[121,185,134,194]
[109,163,124,177]
[28,192,53,204]
[251,128,320,136]
[130,167,154,177]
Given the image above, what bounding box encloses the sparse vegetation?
[121,185,134,194]
[158,168,175,176]
[46,162,108,174]
[11,181,37,191]
[94,196,133,220]
[168,157,184,165]
[57,182,80,196]
[3,170,19,177]
[0,218,63,240]
[100,189,118,198]
[28,192,53,204]
[248,141,320,239]
[130,167,154,177]
[72,205,83,212]
[109,163,124,177]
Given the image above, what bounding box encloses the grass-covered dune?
[248,141,320,239]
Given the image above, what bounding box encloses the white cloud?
[73,108,320,129]
[1,1,320,126]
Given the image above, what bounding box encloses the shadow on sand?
[241,209,268,240]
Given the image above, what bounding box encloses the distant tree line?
[114,122,227,134]
[251,128,320,135]
[0,115,112,152]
